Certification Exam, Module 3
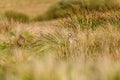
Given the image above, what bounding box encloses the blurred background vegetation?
[1,0,120,22]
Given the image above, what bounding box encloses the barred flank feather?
[17,35,26,47]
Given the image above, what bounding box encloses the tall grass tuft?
[31,21,120,61]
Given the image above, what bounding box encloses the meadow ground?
[0,0,120,80]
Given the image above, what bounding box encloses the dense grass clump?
[4,11,29,23]
[32,23,120,60]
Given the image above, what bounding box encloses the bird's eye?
[68,33,72,37]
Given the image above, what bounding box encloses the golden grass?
[0,0,120,80]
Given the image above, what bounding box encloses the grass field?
[0,0,120,80]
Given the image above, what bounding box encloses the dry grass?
[0,18,120,80]
[0,0,120,80]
